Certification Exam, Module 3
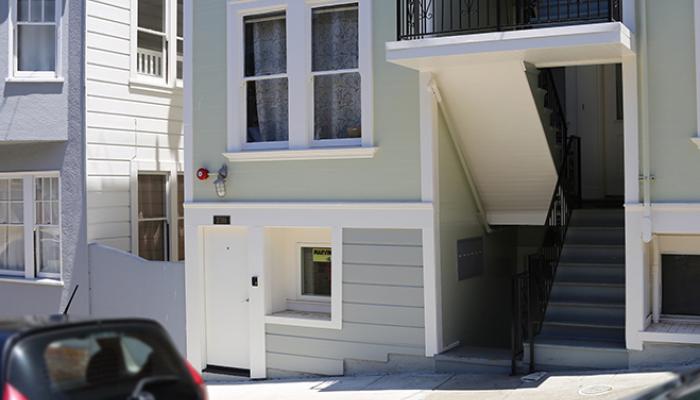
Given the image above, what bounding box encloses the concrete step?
[541,317,625,342]
[560,244,625,263]
[565,227,625,246]
[550,281,625,303]
[556,262,625,283]
[569,209,624,228]
[525,338,628,371]
[546,301,625,324]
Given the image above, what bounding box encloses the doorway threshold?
[204,365,251,378]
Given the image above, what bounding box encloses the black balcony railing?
[397,0,622,40]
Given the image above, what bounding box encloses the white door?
[603,64,625,197]
[204,227,250,369]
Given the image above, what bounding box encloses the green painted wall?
[645,0,700,201]
[192,1,422,202]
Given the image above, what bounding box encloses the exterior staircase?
[530,208,628,370]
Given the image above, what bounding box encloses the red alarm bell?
[196,168,210,181]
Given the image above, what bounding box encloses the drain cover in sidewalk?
[579,384,614,396]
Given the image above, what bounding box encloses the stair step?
[540,322,624,342]
[546,301,625,324]
[551,282,625,303]
[560,244,625,263]
[545,313,624,329]
[565,227,625,245]
[556,263,625,283]
[569,209,625,227]
[525,337,628,371]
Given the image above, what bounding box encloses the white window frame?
[130,161,185,261]
[130,0,183,90]
[225,0,374,160]
[0,172,62,281]
[7,0,63,82]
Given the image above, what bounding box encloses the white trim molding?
[225,0,374,159]
[223,146,378,162]
[183,202,438,378]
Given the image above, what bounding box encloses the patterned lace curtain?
[247,14,289,143]
[313,6,361,140]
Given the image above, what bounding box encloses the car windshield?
[5,322,198,400]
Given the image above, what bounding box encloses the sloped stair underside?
[436,61,557,225]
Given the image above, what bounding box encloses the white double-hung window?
[226,0,374,160]
[0,174,61,280]
[10,0,61,80]
[131,0,184,88]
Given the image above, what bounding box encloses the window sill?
[6,76,64,84]
[129,78,181,94]
[266,310,339,329]
[0,276,64,287]
[223,146,378,162]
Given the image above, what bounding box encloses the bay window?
[132,0,184,87]
[11,0,61,79]
[0,174,61,280]
[226,0,373,159]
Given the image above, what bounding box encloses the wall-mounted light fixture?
[214,165,228,198]
[196,164,228,198]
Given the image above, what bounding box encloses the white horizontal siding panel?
[343,303,425,328]
[87,207,130,224]
[344,264,423,287]
[87,15,130,39]
[343,229,422,246]
[88,96,182,121]
[266,335,424,363]
[86,48,130,70]
[136,133,184,148]
[344,283,424,308]
[87,129,137,146]
[87,80,183,107]
[266,353,342,376]
[266,322,425,347]
[86,31,130,56]
[87,113,180,134]
[87,176,131,192]
[136,148,184,161]
[88,143,136,160]
[343,244,423,266]
[87,1,130,25]
[87,160,131,176]
[87,192,131,208]
[87,64,130,85]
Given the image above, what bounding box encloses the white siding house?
[86,0,185,261]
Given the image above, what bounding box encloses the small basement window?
[301,247,331,297]
[662,255,700,317]
[264,227,340,329]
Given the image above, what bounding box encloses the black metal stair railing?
[511,135,581,375]
[397,0,622,41]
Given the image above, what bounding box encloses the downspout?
[640,0,653,243]
[428,80,492,234]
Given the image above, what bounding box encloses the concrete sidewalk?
[205,370,678,400]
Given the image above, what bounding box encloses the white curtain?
[18,25,56,72]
